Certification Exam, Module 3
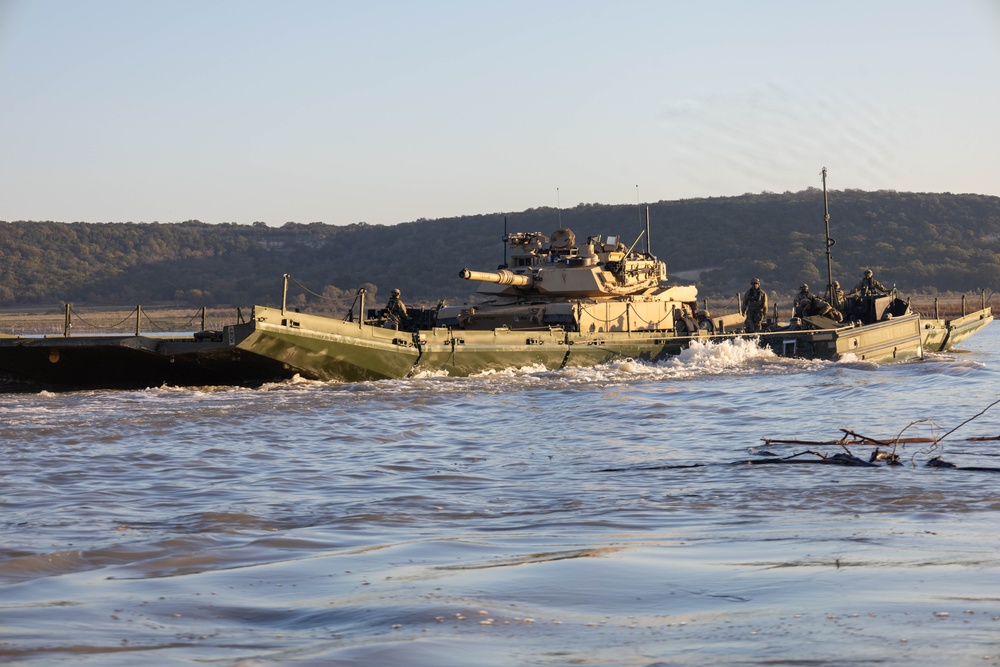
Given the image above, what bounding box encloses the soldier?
[742,278,768,333]
[849,269,889,297]
[809,295,843,322]
[385,288,408,326]
[793,284,812,318]
[830,280,846,310]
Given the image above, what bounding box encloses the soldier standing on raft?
[830,280,846,310]
[794,284,812,318]
[385,288,408,327]
[742,278,768,333]
[849,269,889,297]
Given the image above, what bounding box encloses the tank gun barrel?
[459,268,534,287]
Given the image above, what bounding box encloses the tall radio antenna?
[636,185,641,228]
[501,216,508,269]
[822,167,836,304]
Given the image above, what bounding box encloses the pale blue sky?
[2,0,999,226]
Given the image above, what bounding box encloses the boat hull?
[0,304,987,391]
[241,306,928,381]
[236,311,420,382]
[757,313,924,363]
[241,306,702,381]
[0,325,293,391]
[920,307,993,352]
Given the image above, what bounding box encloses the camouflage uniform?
[385,289,408,325]
[742,279,768,333]
[850,270,888,297]
[808,296,843,322]
[830,281,845,310]
[793,284,811,318]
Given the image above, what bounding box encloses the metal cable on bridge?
[71,307,139,331]
[139,309,172,332]
[286,275,358,302]
[623,306,674,329]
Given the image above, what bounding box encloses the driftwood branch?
[601,400,1000,474]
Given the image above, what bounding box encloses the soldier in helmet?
[830,280,846,310]
[385,288,408,327]
[808,295,843,322]
[849,269,889,297]
[742,278,768,333]
[793,283,812,318]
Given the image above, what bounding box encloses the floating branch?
[737,451,877,467]
[600,400,1000,474]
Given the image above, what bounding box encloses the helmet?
[800,284,809,291]
[833,281,840,288]
[391,288,401,296]
[751,278,760,285]
[864,269,873,277]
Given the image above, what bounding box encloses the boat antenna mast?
[822,167,836,304]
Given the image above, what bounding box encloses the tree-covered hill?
[2,188,998,312]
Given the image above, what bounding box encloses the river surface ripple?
[3,325,1000,666]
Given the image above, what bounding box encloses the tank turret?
[460,228,666,299]
[437,226,703,333]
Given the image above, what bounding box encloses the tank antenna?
[645,205,651,256]
[822,167,836,304]
[625,229,646,256]
[501,216,509,269]
[636,184,642,230]
[556,187,562,227]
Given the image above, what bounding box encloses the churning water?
[3,325,1000,666]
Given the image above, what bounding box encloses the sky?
[1,0,999,226]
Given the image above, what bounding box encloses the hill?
[2,189,998,313]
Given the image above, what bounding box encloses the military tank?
[435,228,728,336]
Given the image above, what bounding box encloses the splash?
[410,368,451,379]
[258,374,328,391]
[666,337,778,370]
[470,363,550,378]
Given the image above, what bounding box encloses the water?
[3,325,1000,666]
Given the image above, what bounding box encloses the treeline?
[1,189,998,312]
